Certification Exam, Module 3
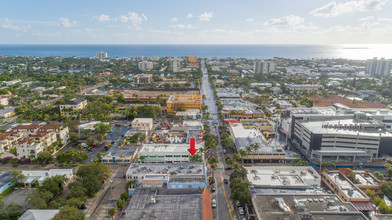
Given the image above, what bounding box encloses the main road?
[201,60,236,220]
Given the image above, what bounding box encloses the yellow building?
[165,95,201,113]
[185,55,198,63]
[0,109,15,119]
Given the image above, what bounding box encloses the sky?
[0,0,392,44]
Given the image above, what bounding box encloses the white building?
[21,169,73,186]
[16,139,43,158]
[97,51,108,60]
[245,166,320,189]
[0,97,8,106]
[138,61,154,71]
[254,60,275,74]
[126,162,207,189]
[131,118,153,131]
[169,58,181,72]
[138,143,203,163]
[366,57,391,78]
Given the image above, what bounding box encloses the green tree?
[120,192,129,201]
[94,122,112,135]
[381,181,392,198]
[87,137,94,146]
[373,171,385,181]
[6,203,22,214]
[56,149,88,165]
[35,152,54,165]
[108,207,117,220]
[366,189,375,199]
[54,206,85,220]
[69,132,79,143]
[117,199,126,209]
[10,170,25,187]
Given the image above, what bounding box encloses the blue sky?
[1,0,391,44]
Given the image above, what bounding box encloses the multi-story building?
[59,98,87,117]
[165,95,201,114]
[126,162,207,189]
[222,106,264,120]
[169,58,181,72]
[229,123,286,164]
[286,110,392,163]
[16,138,43,158]
[133,74,153,85]
[185,55,198,63]
[131,118,153,131]
[2,124,69,158]
[138,61,154,71]
[285,84,322,94]
[254,60,275,74]
[366,57,391,78]
[138,143,203,163]
[97,51,108,60]
[0,96,8,106]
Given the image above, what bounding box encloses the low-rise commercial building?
[0,109,15,118]
[126,162,207,189]
[245,166,320,189]
[122,188,209,220]
[21,169,73,187]
[131,118,153,131]
[252,194,368,220]
[285,84,322,94]
[138,143,203,163]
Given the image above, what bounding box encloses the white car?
[211,199,217,208]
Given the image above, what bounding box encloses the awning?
[352,202,375,211]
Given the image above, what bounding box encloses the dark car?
[240,214,246,220]
[211,186,216,192]
[236,200,241,207]
[225,166,232,170]
[224,178,229,184]
[78,204,87,209]
[87,148,93,152]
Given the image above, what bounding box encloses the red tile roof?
[202,187,213,220]
[351,202,375,211]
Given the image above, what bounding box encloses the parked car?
[87,148,93,152]
[211,186,216,192]
[238,207,245,215]
[236,200,241,207]
[224,178,229,184]
[225,166,232,170]
[211,199,217,208]
[240,214,246,220]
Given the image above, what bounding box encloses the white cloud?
[264,15,304,26]
[171,17,178,22]
[310,0,388,17]
[359,16,375,21]
[198,12,213,21]
[171,24,192,29]
[58,17,76,27]
[246,18,254,22]
[186,13,193,18]
[117,12,147,28]
[93,14,110,22]
[0,23,29,32]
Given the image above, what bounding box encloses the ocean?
[0,44,391,60]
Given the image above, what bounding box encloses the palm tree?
[245,146,252,154]
[239,149,248,157]
[252,143,260,152]
[233,153,241,161]
[139,156,146,163]
[233,162,241,170]
[108,207,117,220]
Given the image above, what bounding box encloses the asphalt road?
[201,60,236,220]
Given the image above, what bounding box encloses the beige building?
[59,98,87,116]
[131,118,154,131]
[133,74,153,85]
[185,55,198,63]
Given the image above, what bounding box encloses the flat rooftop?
[140,144,198,153]
[230,123,263,138]
[300,119,392,137]
[253,194,367,220]
[327,172,367,199]
[122,188,203,220]
[245,166,320,188]
[0,171,12,187]
[355,172,380,186]
[127,162,206,177]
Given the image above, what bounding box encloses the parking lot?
[2,188,33,213]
